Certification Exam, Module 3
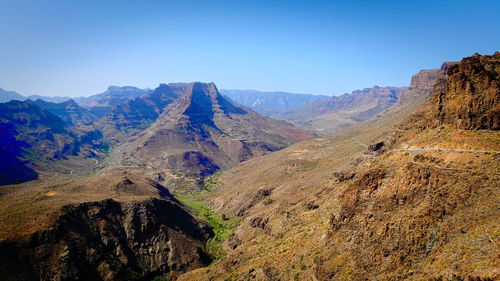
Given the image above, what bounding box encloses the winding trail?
[392,147,499,154]
[351,139,498,154]
[352,138,368,149]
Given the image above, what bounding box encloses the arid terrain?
[177,53,499,281]
[0,53,498,281]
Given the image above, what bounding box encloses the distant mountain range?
[0,88,26,103]
[220,89,330,116]
[0,86,151,118]
[2,85,413,136]
[30,99,97,126]
[74,86,151,118]
[279,86,408,135]
[0,80,438,181]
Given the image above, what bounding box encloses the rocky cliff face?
[317,151,498,280]
[0,198,213,281]
[411,69,445,88]
[434,52,499,130]
[410,62,457,88]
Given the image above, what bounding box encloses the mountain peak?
[108,81,313,177]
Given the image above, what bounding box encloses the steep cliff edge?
[0,198,213,281]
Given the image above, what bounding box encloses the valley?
[0,53,498,281]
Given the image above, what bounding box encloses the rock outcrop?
[410,62,457,88]
[434,52,499,130]
[0,198,213,281]
[411,69,445,88]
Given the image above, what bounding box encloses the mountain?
[31,99,97,126]
[0,100,104,185]
[178,53,499,281]
[280,86,408,135]
[109,82,315,177]
[220,89,329,116]
[76,86,151,118]
[0,88,26,103]
[95,83,188,143]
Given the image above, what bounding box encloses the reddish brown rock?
[434,52,500,130]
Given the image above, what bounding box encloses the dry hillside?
[177,53,499,281]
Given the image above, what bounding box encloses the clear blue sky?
[0,0,498,97]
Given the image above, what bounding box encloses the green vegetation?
[174,191,240,259]
[88,168,101,177]
[201,171,222,192]
[173,172,240,259]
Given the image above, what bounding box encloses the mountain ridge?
[220,89,330,116]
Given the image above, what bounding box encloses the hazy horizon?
[1,0,499,97]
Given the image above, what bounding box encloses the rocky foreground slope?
[0,198,213,281]
[178,53,499,281]
[0,168,214,281]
